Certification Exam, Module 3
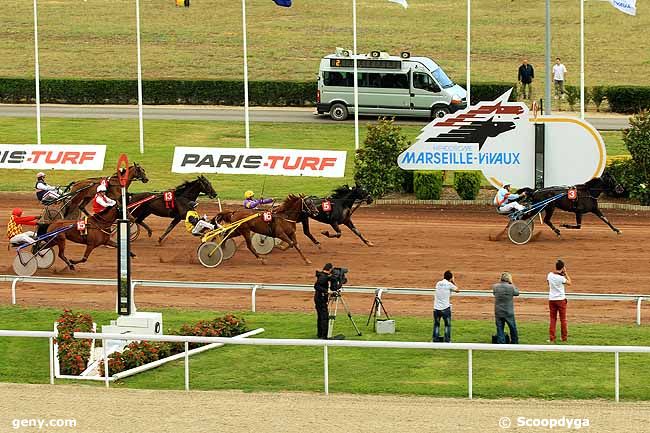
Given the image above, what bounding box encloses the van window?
[413,72,437,92]
[323,71,354,87]
[359,73,409,89]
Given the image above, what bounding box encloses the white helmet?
[97,183,107,192]
[36,172,45,178]
[502,180,512,188]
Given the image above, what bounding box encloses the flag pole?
[352,0,359,151]
[135,0,145,154]
[580,0,585,120]
[33,0,41,145]
[242,0,251,148]
[466,0,471,104]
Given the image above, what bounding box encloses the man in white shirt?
[433,270,460,342]
[547,259,571,342]
[552,57,568,99]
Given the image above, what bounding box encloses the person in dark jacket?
[492,272,520,344]
[518,59,535,100]
[314,263,334,339]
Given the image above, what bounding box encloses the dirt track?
[2,193,649,323]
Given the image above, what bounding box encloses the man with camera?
[314,263,335,339]
[492,272,520,344]
[548,259,572,343]
[433,270,460,343]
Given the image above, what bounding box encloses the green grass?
[2,306,650,400]
[0,117,629,198]
[2,0,649,86]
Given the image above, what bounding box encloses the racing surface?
[2,193,649,324]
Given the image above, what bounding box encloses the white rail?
[0,329,56,385]
[75,331,650,402]
[2,275,646,325]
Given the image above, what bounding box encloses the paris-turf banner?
[397,90,607,189]
[0,144,106,170]
[172,147,347,177]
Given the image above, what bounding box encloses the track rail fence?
[2,329,649,402]
[2,275,647,325]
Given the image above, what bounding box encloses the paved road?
[0,104,630,130]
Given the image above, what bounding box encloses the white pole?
[135,0,145,154]
[615,351,620,402]
[11,278,19,305]
[637,298,643,326]
[352,0,359,151]
[103,340,109,388]
[184,341,189,391]
[33,0,41,145]
[468,349,473,399]
[466,0,471,104]
[242,0,251,148]
[324,345,329,395]
[580,0,585,119]
[48,337,54,385]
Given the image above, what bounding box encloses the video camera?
[330,267,348,292]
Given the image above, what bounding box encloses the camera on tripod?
[330,267,348,291]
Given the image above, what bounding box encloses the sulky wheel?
[197,242,224,268]
[251,234,274,255]
[221,238,237,260]
[110,221,140,242]
[13,251,38,276]
[36,248,55,269]
[507,220,534,245]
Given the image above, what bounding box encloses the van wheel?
[431,106,450,119]
[330,103,349,121]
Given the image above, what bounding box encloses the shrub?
[414,171,443,200]
[565,86,579,111]
[354,118,411,198]
[56,310,94,376]
[605,87,650,114]
[605,159,638,198]
[453,172,482,200]
[590,86,606,112]
[622,111,650,204]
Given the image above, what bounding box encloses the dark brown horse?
[47,205,133,270]
[217,194,318,264]
[62,163,149,219]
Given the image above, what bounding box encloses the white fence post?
[324,345,329,396]
[637,298,643,326]
[103,340,109,389]
[184,342,189,391]
[468,349,473,400]
[11,278,20,305]
[48,336,54,385]
[615,352,620,402]
[251,285,259,313]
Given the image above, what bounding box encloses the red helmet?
[12,208,22,216]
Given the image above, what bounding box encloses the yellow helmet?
[244,190,254,199]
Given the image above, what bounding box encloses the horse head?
[197,175,218,199]
[131,163,149,184]
[601,171,625,196]
[352,184,373,204]
[301,195,319,217]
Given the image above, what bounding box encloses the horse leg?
[561,213,583,230]
[137,218,154,238]
[105,239,137,258]
[158,217,181,244]
[321,222,342,239]
[276,229,312,265]
[242,229,265,263]
[543,207,561,236]
[593,208,621,234]
[70,244,95,265]
[55,237,75,270]
[301,218,321,248]
[344,220,374,246]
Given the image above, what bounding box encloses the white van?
[316,48,467,121]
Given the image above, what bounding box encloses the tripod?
[327,291,362,338]
[366,292,391,332]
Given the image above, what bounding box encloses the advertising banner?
[398,90,606,188]
[0,144,106,170]
[172,147,347,178]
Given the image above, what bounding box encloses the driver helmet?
[36,172,45,179]
[502,181,512,188]
[244,190,254,199]
[12,208,23,217]
[188,201,199,209]
[96,183,107,193]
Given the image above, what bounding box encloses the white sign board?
[0,144,106,170]
[397,90,606,188]
[172,147,347,178]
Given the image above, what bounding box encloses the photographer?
[547,259,571,343]
[314,263,335,339]
[433,270,460,343]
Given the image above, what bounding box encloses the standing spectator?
[492,272,520,344]
[517,59,535,100]
[548,259,571,342]
[433,270,460,343]
[552,57,568,99]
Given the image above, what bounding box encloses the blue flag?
[273,0,292,6]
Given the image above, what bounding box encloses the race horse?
[62,163,149,219]
[46,205,132,270]
[517,171,624,236]
[217,194,319,264]
[128,175,218,244]
[297,184,374,247]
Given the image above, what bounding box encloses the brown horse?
[217,194,318,264]
[47,205,133,270]
[62,163,149,219]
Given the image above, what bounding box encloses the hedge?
[605,86,650,114]
[453,171,482,200]
[414,171,443,200]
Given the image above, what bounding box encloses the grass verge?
[1,306,649,400]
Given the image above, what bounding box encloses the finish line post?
[116,154,132,315]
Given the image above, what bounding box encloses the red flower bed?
[56,310,94,376]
